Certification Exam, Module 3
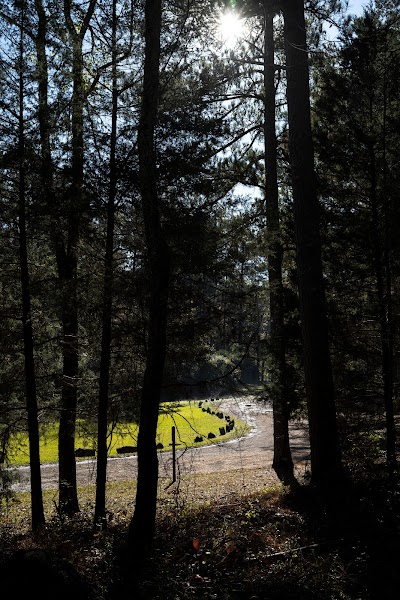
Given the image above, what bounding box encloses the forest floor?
[2,397,400,599]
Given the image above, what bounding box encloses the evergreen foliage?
[0,0,399,590]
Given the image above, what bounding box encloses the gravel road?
[12,397,310,493]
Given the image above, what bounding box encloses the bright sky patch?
[218,10,244,49]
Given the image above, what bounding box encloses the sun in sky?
[218,10,244,49]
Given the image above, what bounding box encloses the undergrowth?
[1,466,400,599]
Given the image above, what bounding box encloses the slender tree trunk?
[57,0,97,515]
[380,37,397,475]
[127,0,170,583]
[34,0,66,265]
[58,253,79,515]
[94,0,118,528]
[57,27,82,515]
[18,1,45,529]
[263,9,295,485]
[282,0,342,485]
[34,0,78,513]
[369,145,397,476]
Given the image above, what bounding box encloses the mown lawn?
[7,400,248,466]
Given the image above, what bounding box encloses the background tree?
[313,1,400,475]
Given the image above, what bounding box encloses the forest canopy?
[1,0,399,595]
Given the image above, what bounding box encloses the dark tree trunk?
[57,0,97,516]
[380,40,397,476]
[57,18,81,516]
[94,0,118,528]
[369,144,397,476]
[34,0,77,515]
[127,0,169,583]
[58,253,79,515]
[34,0,65,264]
[282,0,342,485]
[18,1,45,530]
[263,9,295,486]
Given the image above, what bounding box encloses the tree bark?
[127,0,170,583]
[282,0,342,485]
[263,8,295,486]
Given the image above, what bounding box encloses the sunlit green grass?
[8,400,249,466]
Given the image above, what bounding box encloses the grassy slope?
[7,400,249,466]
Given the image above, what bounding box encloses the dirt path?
[12,397,310,493]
